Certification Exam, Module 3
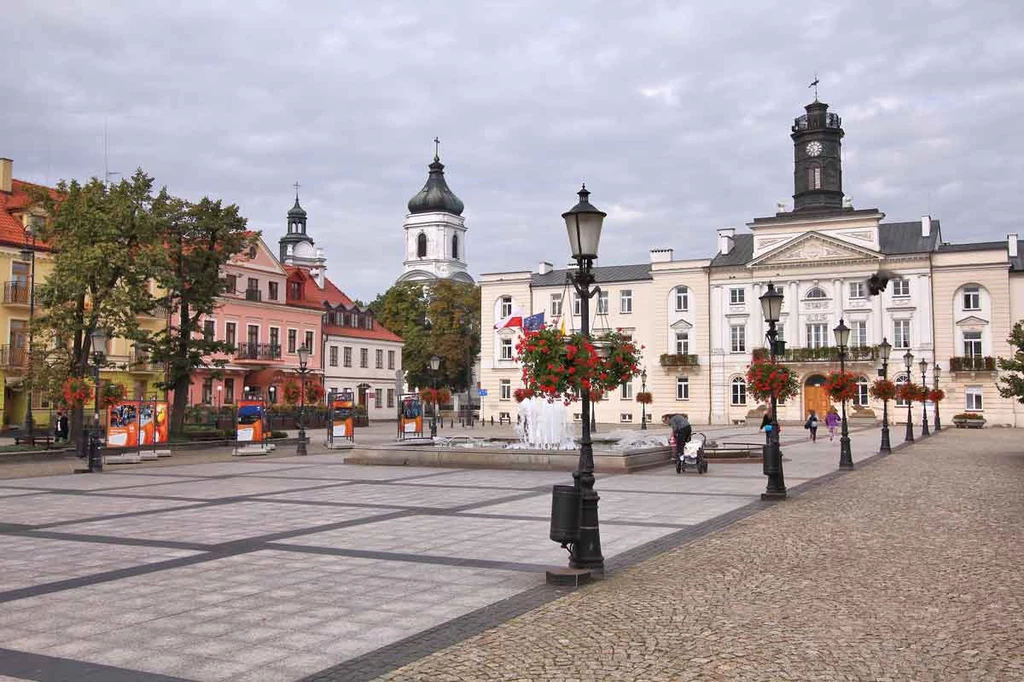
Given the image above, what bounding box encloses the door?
[804,375,830,419]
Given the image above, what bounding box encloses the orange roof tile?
[324,323,403,343]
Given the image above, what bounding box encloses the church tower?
[397,141,473,284]
[790,99,845,212]
[278,189,327,284]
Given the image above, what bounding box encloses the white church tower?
[397,140,473,284]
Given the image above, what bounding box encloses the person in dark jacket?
[668,413,692,460]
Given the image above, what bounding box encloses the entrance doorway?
[804,375,829,420]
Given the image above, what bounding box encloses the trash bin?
[549,484,581,545]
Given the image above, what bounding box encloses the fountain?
[509,398,576,450]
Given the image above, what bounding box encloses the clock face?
[806,141,823,157]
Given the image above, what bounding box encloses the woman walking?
[804,410,819,442]
[825,408,840,442]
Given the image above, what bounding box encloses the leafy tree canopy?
[996,320,1024,404]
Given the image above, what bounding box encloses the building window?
[388,350,395,370]
[201,378,213,404]
[805,286,827,299]
[268,282,279,301]
[855,377,869,406]
[676,377,689,400]
[809,166,821,190]
[452,234,459,260]
[501,338,513,360]
[203,319,215,342]
[305,331,315,353]
[269,327,280,351]
[620,381,633,400]
[893,320,910,349]
[224,378,235,404]
[731,377,747,405]
[289,281,301,299]
[675,286,689,312]
[802,323,824,348]
[597,291,609,315]
[849,281,865,299]
[387,389,395,408]
[500,379,511,400]
[620,289,632,314]
[963,331,982,357]
[417,232,427,258]
[573,295,581,316]
[225,322,236,348]
[343,347,352,367]
[329,346,338,367]
[375,388,383,406]
[500,296,512,319]
[892,278,910,297]
[729,288,745,305]
[962,286,980,311]
[675,331,689,355]
[619,413,634,424]
[965,386,983,411]
[375,349,384,369]
[850,321,867,348]
[550,294,563,317]
[894,372,910,407]
[730,325,746,353]
[225,274,237,293]
[287,329,297,353]
[360,348,368,368]
[247,324,259,346]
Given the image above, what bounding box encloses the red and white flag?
[494,308,524,329]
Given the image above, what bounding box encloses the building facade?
[478,99,1024,428]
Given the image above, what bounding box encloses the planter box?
[953,418,985,429]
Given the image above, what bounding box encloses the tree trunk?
[71,406,86,457]
[169,373,190,439]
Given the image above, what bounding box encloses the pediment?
[749,231,882,268]
[670,319,694,330]
[955,315,989,327]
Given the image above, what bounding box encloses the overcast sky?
[6,1,1024,301]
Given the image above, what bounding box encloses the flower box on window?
[659,353,698,367]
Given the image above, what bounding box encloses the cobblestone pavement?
[369,428,1024,682]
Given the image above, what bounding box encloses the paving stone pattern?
[367,429,1024,682]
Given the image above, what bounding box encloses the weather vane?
[809,73,820,101]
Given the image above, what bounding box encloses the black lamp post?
[87,328,107,473]
[564,184,606,573]
[903,350,915,443]
[834,318,854,469]
[933,364,942,431]
[878,338,892,454]
[429,354,441,438]
[640,368,648,430]
[19,218,39,447]
[759,281,786,500]
[296,345,310,456]
[919,358,930,437]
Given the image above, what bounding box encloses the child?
[804,410,819,442]
[825,408,840,442]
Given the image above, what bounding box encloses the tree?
[30,171,162,452]
[996,320,1024,403]
[143,194,254,438]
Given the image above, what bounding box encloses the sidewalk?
[367,428,1024,682]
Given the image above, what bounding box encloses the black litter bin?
[550,484,581,545]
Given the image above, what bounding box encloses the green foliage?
[996,320,1024,403]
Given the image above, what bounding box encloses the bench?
[13,435,55,448]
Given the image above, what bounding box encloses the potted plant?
[635,391,653,405]
[952,412,985,429]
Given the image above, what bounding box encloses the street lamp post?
[640,368,648,430]
[834,319,854,469]
[429,355,441,438]
[919,358,930,437]
[933,364,942,431]
[564,184,606,573]
[878,338,892,454]
[20,217,40,446]
[759,281,786,500]
[903,351,915,443]
[87,328,107,473]
[296,345,310,456]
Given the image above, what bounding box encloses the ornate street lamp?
[640,368,648,430]
[562,184,606,573]
[833,319,853,469]
[429,354,441,438]
[758,281,786,499]
[903,350,915,442]
[87,328,107,473]
[933,364,942,431]
[919,357,930,437]
[296,345,311,456]
[878,338,892,454]
[20,216,40,446]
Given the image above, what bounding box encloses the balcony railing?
[753,344,878,362]
[659,353,699,368]
[0,345,29,368]
[244,288,262,302]
[949,356,996,372]
[792,112,842,131]
[235,342,281,361]
[2,281,32,305]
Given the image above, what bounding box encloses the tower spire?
[808,73,820,102]
[433,137,440,162]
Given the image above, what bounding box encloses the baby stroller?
[671,431,708,474]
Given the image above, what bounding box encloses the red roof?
[283,266,403,343]
[324,323,403,343]
[0,179,59,250]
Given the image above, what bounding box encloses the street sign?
[478,389,488,397]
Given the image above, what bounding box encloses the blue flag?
[523,312,545,331]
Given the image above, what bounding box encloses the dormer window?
[248,246,257,259]
[289,281,301,299]
[417,233,427,258]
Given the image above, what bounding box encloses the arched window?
[855,376,870,406]
[805,286,828,299]
[452,234,459,260]
[894,372,909,407]
[731,377,747,406]
[416,233,427,258]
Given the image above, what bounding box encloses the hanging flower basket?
[588,388,604,402]
[283,380,302,406]
[437,388,451,405]
[635,391,653,405]
[100,382,127,408]
[62,376,93,409]
[419,387,437,404]
[516,327,642,402]
[304,382,325,405]
[824,370,859,403]
[896,383,927,403]
[927,389,945,403]
[745,358,800,403]
[513,388,534,403]
[869,378,897,401]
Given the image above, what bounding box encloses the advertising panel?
[237,401,265,443]
[398,394,423,438]
[106,402,138,448]
[330,391,354,441]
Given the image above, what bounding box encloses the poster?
[398,394,423,438]
[141,402,169,445]
[237,400,265,443]
[330,392,354,439]
[105,401,170,448]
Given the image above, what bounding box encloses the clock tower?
[790,100,845,212]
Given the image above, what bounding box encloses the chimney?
[649,248,673,263]
[0,158,12,193]
[717,227,735,256]
[921,215,932,238]
[537,261,553,275]
[1009,233,1019,259]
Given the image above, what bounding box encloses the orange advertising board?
[237,401,265,443]
[105,401,169,448]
